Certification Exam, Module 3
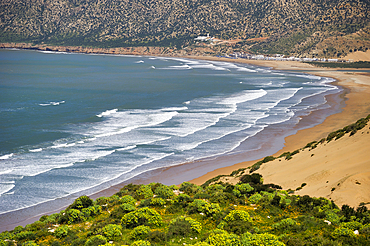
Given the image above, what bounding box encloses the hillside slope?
[1,0,369,57]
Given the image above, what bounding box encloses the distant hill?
[0,0,369,57]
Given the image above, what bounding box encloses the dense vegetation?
[1,0,369,57]
[2,175,370,245]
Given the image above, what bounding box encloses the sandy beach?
[1,55,369,232]
[190,57,370,209]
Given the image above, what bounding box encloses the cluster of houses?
[228,52,352,63]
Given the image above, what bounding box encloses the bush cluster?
[2,157,370,246]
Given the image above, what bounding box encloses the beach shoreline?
[1,51,369,232]
[188,57,370,198]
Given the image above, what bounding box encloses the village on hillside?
[194,34,356,63]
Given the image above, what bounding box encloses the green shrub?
[206,230,240,246]
[147,230,166,243]
[110,203,136,220]
[120,195,136,206]
[218,210,253,234]
[241,232,285,246]
[359,225,370,235]
[0,240,8,246]
[194,193,211,200]
[25,221,44,232]
[248,193,263,204]
[169,184,179,190]
[331,227,356,238]
[232,183,254,198]
[131,240,151,246]
[14,226,23,233]
[54,225,69,238]
[66,209,83,224]
[85,235,107,246]
[188,199,221,216]
[121,207,162,228]
[81,205,102,219]
[168,216,202,237]
[71,238,86,246]
[135,185,154,200]
[210,192,236,206]
[223,210,252,223]
[95,197,109,206]
[15,231,36,241]
[102,224,122,240]
[154,185,175,199]
[340,221,364,230]
[272,218,298,232]
[324,210,341,224]
[174,193,193,207]
[150,197,166,207]
[130,225,150,240]
[206,184,226,194]
[22,241,38,246]
[68,196,93,210]
[180,182,203,196]
[0,231,14,241]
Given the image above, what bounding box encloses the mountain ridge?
[1,0,369,57]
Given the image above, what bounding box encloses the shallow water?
[0,49,341,215]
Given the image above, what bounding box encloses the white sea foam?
[0,153,13,160]
[162,65,192,70]
[219,89,267,106]
[183,101,190,105]
[90,150,116,161]
[237,67,257,73]
[161,106,188,111]
[116,145,137,151]
[191,63,230,71]
[0,169,13,175]
[96,108,118,117]
[92,110,179,138]
[135,60,144,63]
[295,74,321,80]
[29,148,43,152]
[0,184,15,197]
[51,143,69,149]
[39,100,65,106]
[0,181,15,184]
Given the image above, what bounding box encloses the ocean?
[0,49,341,216]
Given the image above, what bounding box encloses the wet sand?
[1,58,369,232]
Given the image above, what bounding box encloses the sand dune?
[343,50,370,62]
[257,123,370,208]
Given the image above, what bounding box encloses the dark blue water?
[0,49,341,214]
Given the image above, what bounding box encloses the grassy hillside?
[1,175,369,245]
[1,0,369,57]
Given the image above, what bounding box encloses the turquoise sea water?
[0,49,341,215]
